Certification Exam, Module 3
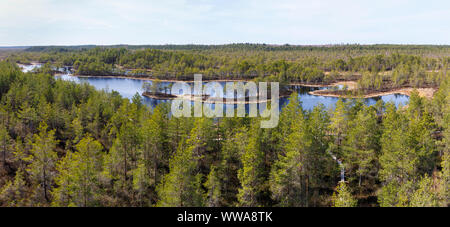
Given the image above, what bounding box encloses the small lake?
[56,74,409,111]
[20,63,42,72]
[19,64,409,112]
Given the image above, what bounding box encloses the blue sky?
[1,0,449,46]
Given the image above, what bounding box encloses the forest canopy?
[0,44,448,207]
[0,52,448,206]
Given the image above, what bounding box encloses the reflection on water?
[18,63,42,73]
[56,74,409,111]
[22,64,409,112]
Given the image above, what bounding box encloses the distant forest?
[6,44,450,93]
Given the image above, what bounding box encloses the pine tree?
[0,168,28,206]
[53,135,103,207]
[331,181,357,207]
[138,105,167,204]
[307,104,336,205]
[67,117,83,149]
[379,104,409,183]
[103,119,141,205]
[439,151,449,206]
[13,138,27,170]
[51,151,75,206]
[378,102,436,206]
[270,99,311,206]
[438,75,450,206]
[410,174,439,207]
[0,124,12,167]
[132,162,152,206]
[25,122,58,204]
[204,166,221,207]
[218,126,247,206]
[343,106,379,191]
[156,118,209,207]
[328,99,348,162]
[238,120,265,207]
[277,92,302,144]
[156,139,204,207]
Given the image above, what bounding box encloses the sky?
[0,0,449,46]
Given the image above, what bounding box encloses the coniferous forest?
[0,44,448,207]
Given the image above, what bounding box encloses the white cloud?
[0,0,449,45]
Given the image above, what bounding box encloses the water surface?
[57,74,409,111]
[20,64,409,111]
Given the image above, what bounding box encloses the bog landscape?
[0,1,448,208]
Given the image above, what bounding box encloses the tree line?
[6,45,449,90]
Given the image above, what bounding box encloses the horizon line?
[1,43,450,48]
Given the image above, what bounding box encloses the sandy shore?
[70,74,359,90]
[143,90,292,104]
[309,87,436,99]
[288,82,328,87]
[331,81,358,90]
[142,93,290,104]
[288,81,357,89]
[67,74,437,99]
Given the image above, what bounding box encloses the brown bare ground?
[330,81,358,90]
[71,75,437,99]
[309,87,436,99]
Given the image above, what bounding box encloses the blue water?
[56,74,409,111]
[18,63,41,72]
[19,64,409,111]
